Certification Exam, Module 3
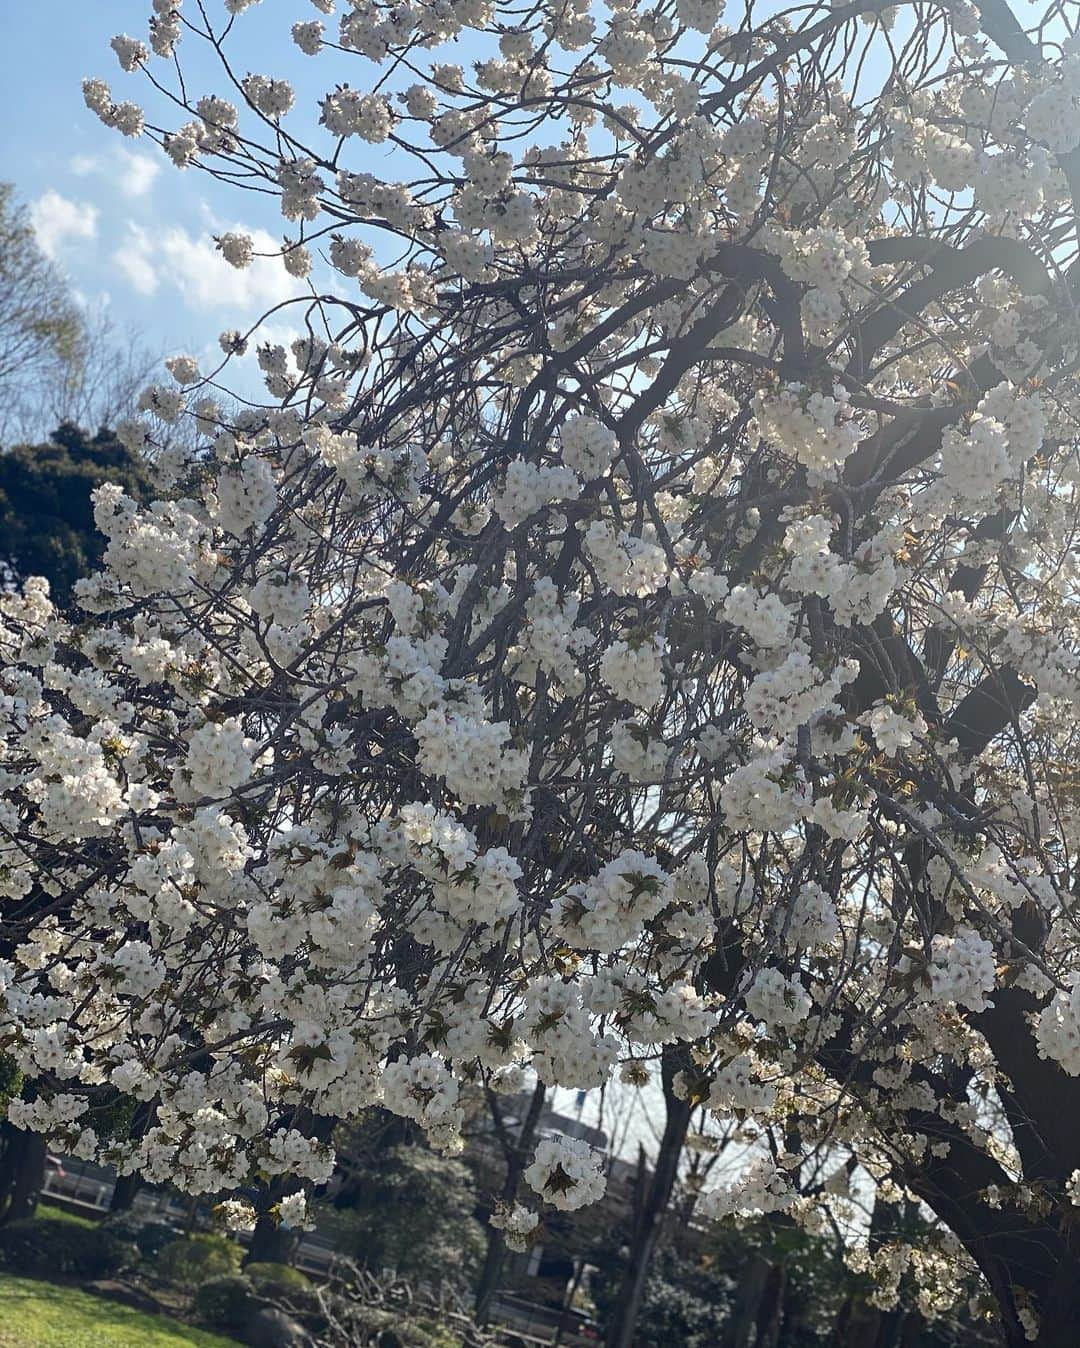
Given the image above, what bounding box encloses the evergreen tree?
[0,422,148,603]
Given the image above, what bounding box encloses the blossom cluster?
[5,6,1080,1326]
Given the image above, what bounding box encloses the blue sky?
[6,5,263,363]
[3,0,1056,402]
[0,0,908,386]
[0,0,909,369]
[0,2,445,384]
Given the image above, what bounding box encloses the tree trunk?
[246,1213,301,1266]
[245,1188,302,1267]
[244,1110,332,1269]
[604,1044,693,1348]
[0,1123,21,1222]
[753,1260,786,1348]
[109,1172,142,1213]
[897,1310,925,1348]
[474,1079,547,1326]
[871,1309,908,1348]
[901,1133,1080,1348]
[7,1132,46,1224]
[0,1124,46,1225]
[553,1257,586,1346]
[830,1298,883,1348]
[725,1253,773,1348]
[110,1101,154,1212]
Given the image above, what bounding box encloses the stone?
[245,1306,314,1348]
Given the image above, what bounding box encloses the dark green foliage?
[88,1087,141,1144]
[0,421,149,603]
[0,1216,135,1279]
[246,1262,312,1295]
[0,1053,21,1114]
[324,1144,485,1293]
[407,1316,465,1348]
[590,1220,861,1348]
[591,1214,996,1348]
[193,1273,258,1334]
[196,1264,322,1338]
[102,1213,180,1259]
[157,1233,243,1290]
[590,1243,730,1348]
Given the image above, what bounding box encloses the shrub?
[157,1233,242,1289]
[245,1261,311,1294]
[0,1217,135,1279]
[101,1213,179,1258]
[135,1219,182,1259]
[193,1273,257,1334]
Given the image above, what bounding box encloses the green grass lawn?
[0,1274,241,1348]
[33,1203,96,1228]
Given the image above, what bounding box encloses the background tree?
[0,422,150,602]
[0,184,84,434]
[322,1144,486,1294]
[0,181,175,444]
[3,305,162,450]
[472,1079,547,1325]
[603,1043,696,1348]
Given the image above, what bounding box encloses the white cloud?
[30,190,98,259]
[113,223,302,315]
[69,147,161,199]
[112,234,159,296]
[116,148,161,199]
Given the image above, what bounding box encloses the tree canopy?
[328,1142,486,1290]
[4,0,1080,1343]
[0,423,150,603]
[0,185,84,407]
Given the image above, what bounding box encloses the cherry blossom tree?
[5,0,1080,1341]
